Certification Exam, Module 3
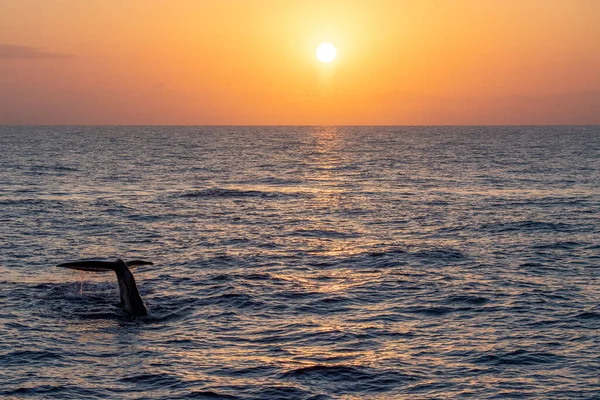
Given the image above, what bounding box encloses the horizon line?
[2,124,599,127]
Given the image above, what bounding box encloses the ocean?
[1,126,599,399]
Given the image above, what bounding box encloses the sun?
[316,42,337,63]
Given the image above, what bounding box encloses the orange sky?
[1,0,599,125]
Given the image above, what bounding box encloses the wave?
[412,248,466,260]
[282,364,367,379]
[291,229,359,239]
[184,390,238,399]
[281,364,419,393]
[29,165,79,172]
[118,373,184,389]
[479,220,574,233]
[366,248,407,258]
[443,295,489,305]
[471,349,564,366]
[0,198,66,206]
[175,188,305,199]
[0,385,99,398]
[575,310,600,320]
[0,350,64,366]
[201,292,266,310]
[405,305,464,316]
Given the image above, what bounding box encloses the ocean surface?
[1,125,599,399]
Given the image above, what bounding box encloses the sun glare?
[316,43,337,63]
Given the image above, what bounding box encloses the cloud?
[0,44,73,60]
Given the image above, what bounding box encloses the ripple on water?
[470,349,566,366]
[479,220,575,233]
[183,390,239,399]
[0,350,65,366]
[282,364,419,394]
[175,187,306,199]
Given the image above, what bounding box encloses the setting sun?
[316,42,337,63]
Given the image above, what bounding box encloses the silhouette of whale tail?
[56,258,152,317]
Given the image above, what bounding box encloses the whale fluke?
[56,258,150,317]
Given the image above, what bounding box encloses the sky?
[1,0,599,125]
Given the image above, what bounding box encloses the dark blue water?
[1,126,599,399]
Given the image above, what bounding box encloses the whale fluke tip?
[56,260,117,272]
[126,260,154,267]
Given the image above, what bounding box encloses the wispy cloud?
[0,44,73,60]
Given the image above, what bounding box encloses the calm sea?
[1,126,599,399]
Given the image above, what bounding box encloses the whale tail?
[56,259,150,317]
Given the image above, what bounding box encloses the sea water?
[1,126,599,399]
